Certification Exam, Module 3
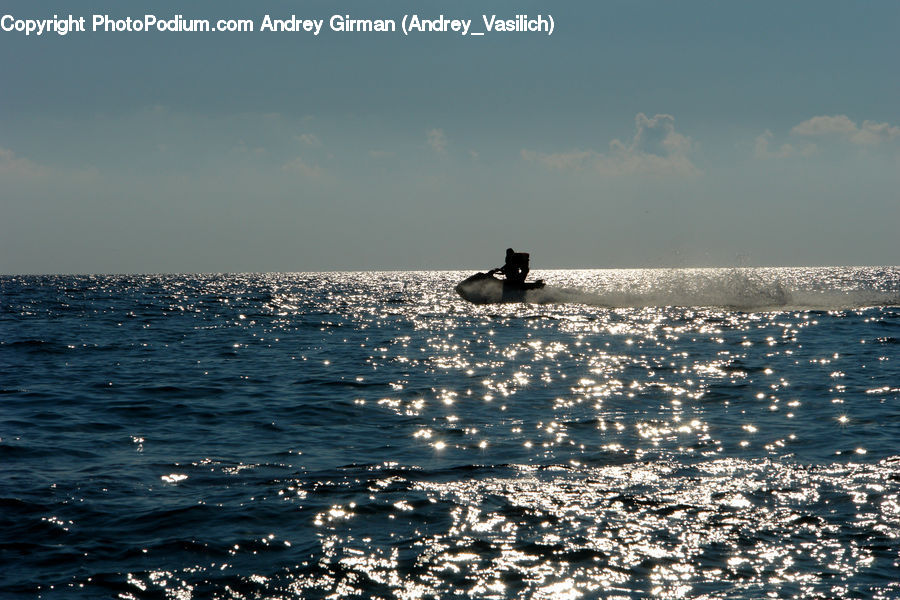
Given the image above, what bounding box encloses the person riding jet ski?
[456,248,543,303]
[489,248,530,284]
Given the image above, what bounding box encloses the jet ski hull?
[455,272,545,304]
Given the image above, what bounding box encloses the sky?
[1,0,898,273]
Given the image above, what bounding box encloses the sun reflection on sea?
[5,268,899,598]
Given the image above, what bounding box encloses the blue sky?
[2,0,898,273]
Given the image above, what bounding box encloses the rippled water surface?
[2,268,900,598]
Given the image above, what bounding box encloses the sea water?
[2,268,899,599]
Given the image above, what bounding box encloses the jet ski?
[455,271,545,304]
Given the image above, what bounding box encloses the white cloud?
[521,113,699,176]
[852,120,900,145]
[282,156,324,178]
[791,114,900,145]
[790,115,857,137]
[754,130,816,159]
[0,146,46,177]
[427,128,447,154]
[297,133,322,147]
[623,113,693,156]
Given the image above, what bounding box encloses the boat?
[455,272,545,304]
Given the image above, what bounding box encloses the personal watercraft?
[454,271,545,304]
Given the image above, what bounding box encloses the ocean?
[2,268,899,599]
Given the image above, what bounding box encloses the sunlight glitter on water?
[298,458,900,599]
[2,268,899,598]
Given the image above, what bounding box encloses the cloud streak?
[754,114,900,160]
[282,156,324,178]
[754,130,816,159]
[521,113,699,177]
[297,133,322,147]
[791,115,900,145]
[427,128,448,154]
[0,146,47,178]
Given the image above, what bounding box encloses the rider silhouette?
[491,248,530,283]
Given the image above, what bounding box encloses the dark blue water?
[2,269,899,598]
